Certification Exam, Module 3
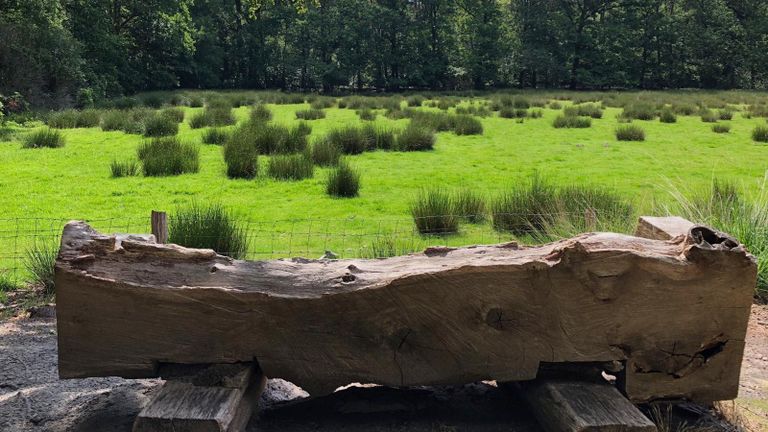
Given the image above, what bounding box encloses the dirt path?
[1,306,766,431]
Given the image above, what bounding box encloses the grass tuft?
[23,128,65,148]
[295,108,326,120]
[110,159,140,177]
[24,242,58,295]
[712,124,731,134]
[397,124,435,151]
[169,203,248,259]
[311,138,341,167]
[326,159,361,198]
[411,188,459,235]
[553,115,591,128]
[202,128,231,145]
[143,114,179,137]
[616,125,646,141]
[453,115,483,135]
[753,125,768,143]
[137,137,199,176]
[267,154,314,181]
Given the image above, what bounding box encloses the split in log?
[55,216,757,403]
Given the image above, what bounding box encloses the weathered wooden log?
[55,217,756,403]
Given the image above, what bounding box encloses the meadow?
[1,90,767,299]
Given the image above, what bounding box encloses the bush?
[363,124,396,150]
[700,110,719,123]
[712,124,731,134]
[672,103,697,115]
[326,159,361,198]
[161,107,185,123]
[110,159,140,177]
[499,107,527,119]
[453,189,486,223]
[310,97,335,109]
[47,110,79,128]
[406,95,425,107]
[251,104,272,122]
[357,108,377,121]
[529,109,543,119]
[23,128,65,148]
[311,138,341,167]
[615,125,646,141]
[453,115,483,135]
[621,104,656,120]
[223,128,260,179]
[553,115,591,128]
[267,154,314,180]
[753,125,768,143]
[118,108,155,134]
[295,121,312,136]
[189,96,205,108]
[142,94,164,108]
[101,110,128,131]
[190,107,236,129]
[397,124,435,151]
[327,126,368,154]
[295,108,326,120]
[409,111,456,131]
[719,110,734,120]
[169,203,248,259]
[75,110,101,128]
[659,109,677,123]
[411,189,459,235]
[25,242,58,295]
[113,96,140,110]
[564,103,603,119]
[143,114,179,137]
[137,137,199,176]
[202,128,231,145]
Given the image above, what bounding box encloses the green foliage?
[453,115,483,135]
[326,126,369,155]
[169,203,248,259]
[326,159,361,198]
[23,128,65,148]
[223,128,259,179]
[659,109,677,123]
[719,109,734,120]
[202,128,231,145]
[310,97,335,109]
[615,125,646,141]
[499,108,528,119]
[48,110,100,129]
[453,189,486,223]
[251,104,273,122]
[137,138,199,176]
[553,115,591,128]
[161,107,185,123]
[564,103,603,119]
[267,154,314,180]
[295,109,326,120]
[143,114,179,137]
[25,242,58,295]
[311,138,341,167]
[752,125,768,143]
[408,111,456,131]
[362,125,396,150]
[357,108,377,121]
[110,159,140,177]
[700,110,719,123]
[295,121,312,136]
[411,189,459,235]
[100,110,127,131]
[397,124,435,151]
[190,107,236,129]
[621,104,657,121]
[406,95,425,107]
[712,124,731,134]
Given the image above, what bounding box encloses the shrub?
[251,104,272,122]
[223,128,259,179]
[75,87,94,108]
[161,107,185,123]
[310,97,335,109]
[753,125,768,143]
[719,110,734,120]
[409,111,456,131]
[327,126,368,154]
[47,110,79,128]
[295,121,312,136]
[672,103,697,116]
[326,159,361,198]
[397,124,435,151]
[75,110,101,128]
[553,115,591,128]
[267,154,314,180]
[311,138,341,167]
[621,104,656,121]
[454,189,486,223]
[411,189,459,235]
[700,110,719,123]
[406,95,425,107]
[659,109,677,123]
[615,125,646,141]
[137,137,199,176]
[143,114,179,137]
[202,128,230,145]
[529,109,543,119]
[357,108,377,121]
[564,103,603,119]
[453,115,483,135]
[23,128,65,148]
[110,159,140,177]
[25,242,58,295]
[142,94,164,108]
[712,124,731,134]
[499,107,527,119]
[119,108,154,134]
[363,124,396,150]
[189,96,205,108]
[548,101,562,110]
[189,107,236,129]
[295,108,326,120]
[101,110,128,131]
[113,96,140,110]
[169,203,248,259]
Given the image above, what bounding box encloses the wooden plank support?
[520,380,658,432]
[151,210,168,244]
[133,363,266,432]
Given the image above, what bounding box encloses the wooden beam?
[635,216,695,241]
[133,363,266,432]
[151,210,168,244]
[520,380,658,432]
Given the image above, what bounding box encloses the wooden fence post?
[151,211,168,244]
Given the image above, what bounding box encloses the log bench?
[54,216,757,431]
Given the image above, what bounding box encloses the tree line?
[2,0,768,107]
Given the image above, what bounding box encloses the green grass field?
[1,92,767,287]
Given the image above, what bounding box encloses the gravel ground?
[1,305,765,432]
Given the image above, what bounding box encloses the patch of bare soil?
[1,307,766,431]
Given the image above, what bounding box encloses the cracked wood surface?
[55,218,757,403]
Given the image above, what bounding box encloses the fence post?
[151,211,168,244]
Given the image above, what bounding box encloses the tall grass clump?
[453,189,486,223]
[267,154,314,181]
[251,104,272,122]
[326,159,361,198]
[491,174,557,235]
[326,126,368,154]
[564,103,603,119]
[100,110,128,131]
[712,124,731,134]
[137,137,199,176]
[295,108,326,120]
[23,128,65,148]
[615,124,646,141]
[25,242,58,295]
[143,114,179,137]
[47,110,79,128]
[662,180,768,300]
[169,203,248,259]
[406,95,425,107]
[700,110,719,123]
[223,127,259,179]
[719,109,734,120]
[161,107,185,123]
[357,108,377,121]
[110,159,140,177]
[408,111,456,131]
[311,138,341,167]
[753,125,768,143]
[202,128,231,145]
[621,104,657,121]
[397,124,435,151]
[453,115,483,135]
[659,109,677,123]
[553,115,591,128]
[361,233,421,259]
[411,189,459,235]
[363,124,396,150]
[189,105,236,129]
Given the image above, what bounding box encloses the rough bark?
[55,218,757,403]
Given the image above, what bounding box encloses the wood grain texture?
[55,219,757,403]
[521,380,657,432]
[635,216,695,241]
